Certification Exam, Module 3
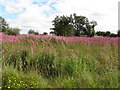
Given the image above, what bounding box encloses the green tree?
[51,13,97,37]
[105,31,111,36]
[89,21,97,37]
[0,16,20,35]
[28,29,35,34]
[43,32,48,35]
[96,31,106,36]
[28,29,39,35]
[5,28,20,35]
[0,16,9,32]
[73,13,87,36]
[110,33,117,37]
[51,15,75,36]
[95,31,116,37]
[35,31,39,35]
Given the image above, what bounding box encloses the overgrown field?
[0,33,119,88]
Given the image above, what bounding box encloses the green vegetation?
[1,35,119,88]
[96,31,118,37]
[0,16,119,37]
[51,13,97,37]
[0,16,20,35]
[28,29,39,35]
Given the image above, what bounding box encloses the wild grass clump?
[2,66,49,88]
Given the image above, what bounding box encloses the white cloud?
[54,0,119,33]
[0,0,119,34]
[0,0,55,34]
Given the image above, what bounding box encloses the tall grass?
[1,33,119,88]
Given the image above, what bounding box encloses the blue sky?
[0,0,119,34]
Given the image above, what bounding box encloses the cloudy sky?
[0,0,119,34]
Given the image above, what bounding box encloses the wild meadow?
[0,32,119,88]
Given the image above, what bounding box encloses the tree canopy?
[51,13,97,37]
[0,16,9,32]
[28,29,39,35]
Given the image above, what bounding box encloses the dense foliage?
[28,29,39,35]
[1,33,119,88]
[96,31,118,37]
[0,16,8,32]
[51,13,97,37]
[4,28,20,36]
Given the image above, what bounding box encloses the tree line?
[0,15,120,37]
[0,16,47,35]
[96,31,119,37]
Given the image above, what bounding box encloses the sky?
[0,0,119,34]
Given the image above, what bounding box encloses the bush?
[5,28,20,35]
